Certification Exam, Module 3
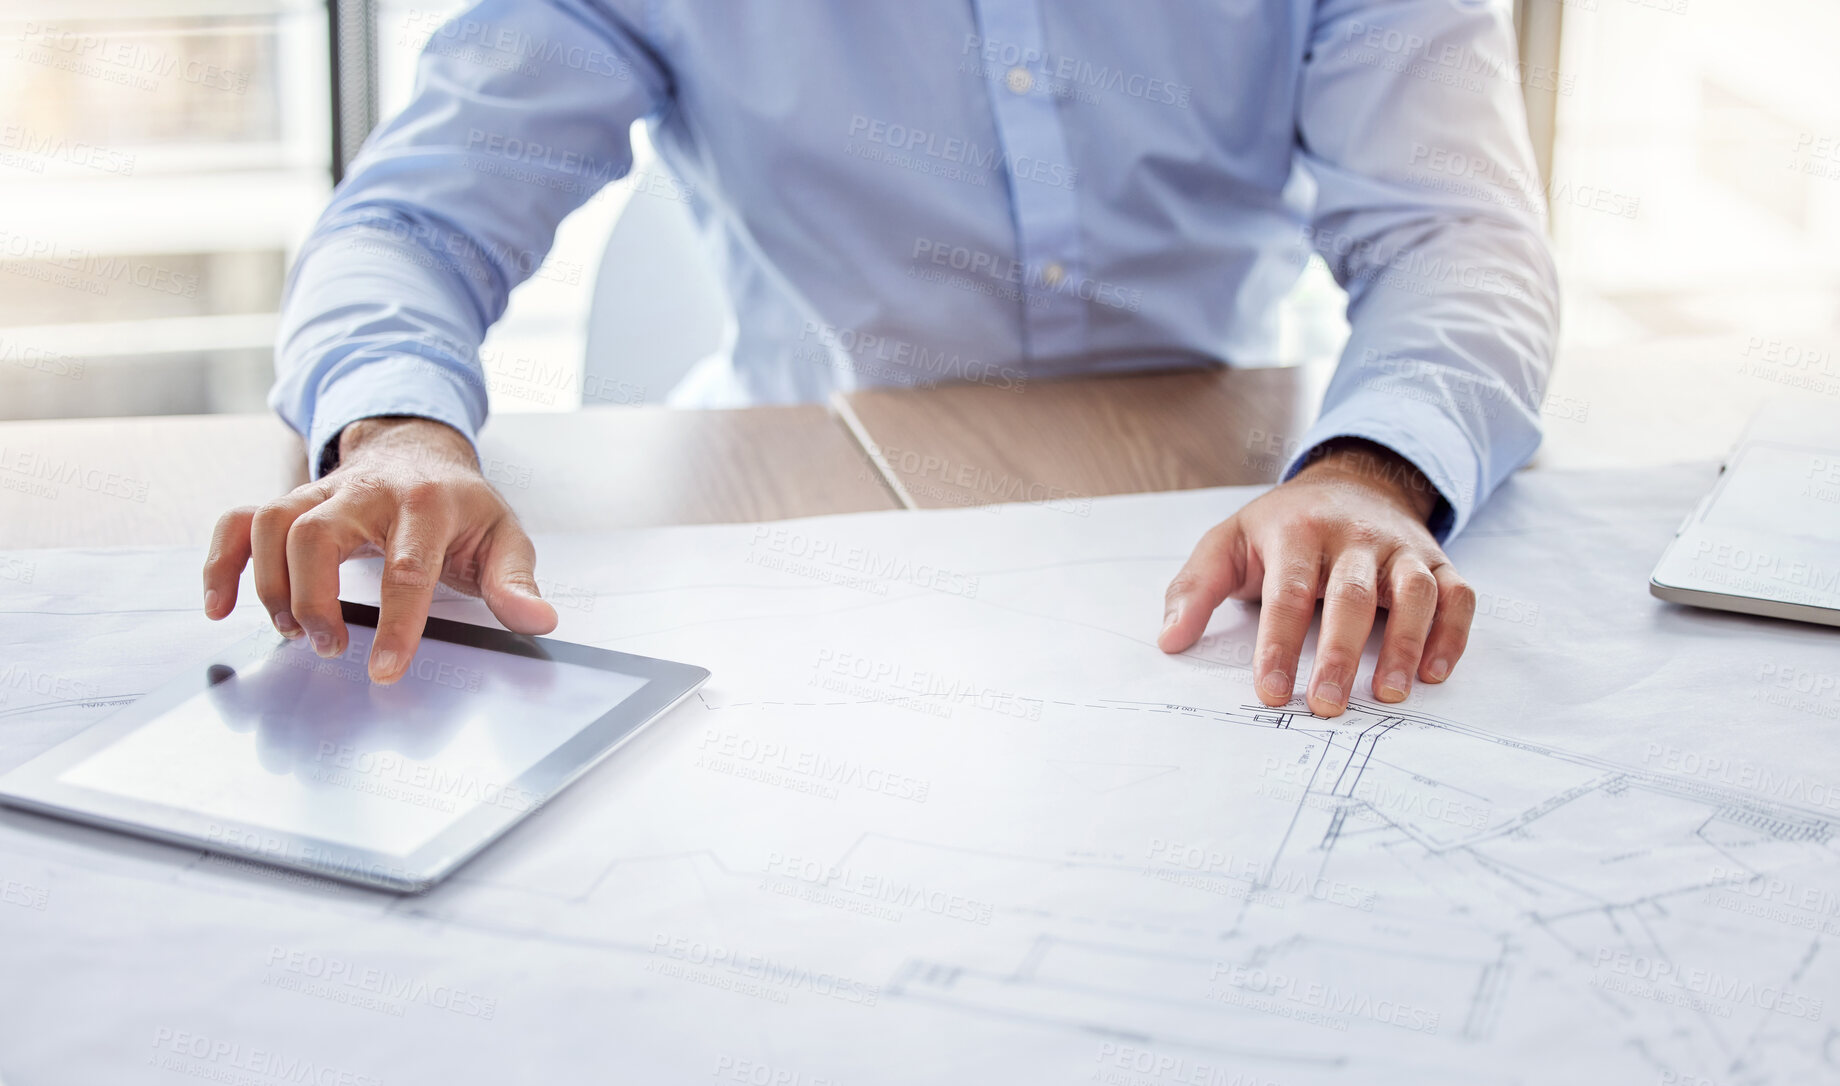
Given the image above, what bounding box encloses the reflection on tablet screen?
[59,629,647,856]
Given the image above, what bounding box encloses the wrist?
[334,415,477,475]
[1294,438,1440,523]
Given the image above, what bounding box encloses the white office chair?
[580,161,732,407]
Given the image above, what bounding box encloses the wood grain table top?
[0,405,898,550]
[834,364,1331,511]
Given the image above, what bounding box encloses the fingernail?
[1380,670,1409,699]
[1315,679,1345,707]
[274,611,301,637]
[1162,602,1182,632]
[1260,670,1291,698]
[204,589,220,616]
[1427,658,1451,681]
[371,650,399,679]
[311,632,335,657]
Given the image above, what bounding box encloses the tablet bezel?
[0,600,708,893]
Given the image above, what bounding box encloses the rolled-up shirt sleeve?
[270,0,669,476]
[1285,0,1560,540]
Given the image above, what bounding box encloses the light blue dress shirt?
[273,0,1558,538]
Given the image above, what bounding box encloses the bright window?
[0,0,329,419]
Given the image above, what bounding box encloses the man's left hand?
[1157,439,1475,717]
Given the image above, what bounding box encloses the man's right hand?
[201,416,558,683]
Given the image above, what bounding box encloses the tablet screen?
[57,627,648,857]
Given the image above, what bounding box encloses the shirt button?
[1041,262,1066,287]
[1004,66,1034,95]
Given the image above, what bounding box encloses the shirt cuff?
[1280,396,1482,542]
[305,356,486,479]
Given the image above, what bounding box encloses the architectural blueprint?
[4,462,1840,1084]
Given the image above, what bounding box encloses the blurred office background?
[1,0,1836,436]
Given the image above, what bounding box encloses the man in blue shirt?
[201,0,1557,718]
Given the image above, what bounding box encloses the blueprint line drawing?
[2,464,1839,1084]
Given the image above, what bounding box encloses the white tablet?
[0,601,708,892]
[1650,397,1840,626]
